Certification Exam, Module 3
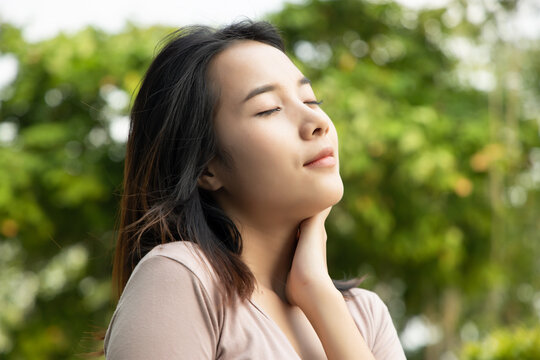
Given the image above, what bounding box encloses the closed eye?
[256,107,281,117]
[255,100,323,117]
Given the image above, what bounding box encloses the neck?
[237,219,299,301]
[214,193,302,302]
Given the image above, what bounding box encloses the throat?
[238,223,299,302]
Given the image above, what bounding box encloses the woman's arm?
[285,208,376,360]
[296,279,376,360]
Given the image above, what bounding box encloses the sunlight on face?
[207,40,343,224]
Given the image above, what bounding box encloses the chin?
[328,178,344,205]
[302,177,344,216]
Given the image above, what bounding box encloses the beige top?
[104,241,406,359]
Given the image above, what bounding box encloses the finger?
[300,206,333,229]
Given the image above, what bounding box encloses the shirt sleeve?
[369,293,406,359]
[345,288,406,360]
[104,255,222,360]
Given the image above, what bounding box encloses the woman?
[104,20,406,359]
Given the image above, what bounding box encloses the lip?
[303,147,336,167]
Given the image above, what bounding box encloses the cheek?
[224,118,292,159]
[220,123,297,187]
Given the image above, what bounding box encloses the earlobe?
[197,167,223,191]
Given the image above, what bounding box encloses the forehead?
[209,40,304,102]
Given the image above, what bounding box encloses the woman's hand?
[284,207,378,360]
[285,206,335,308]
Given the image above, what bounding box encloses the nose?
[298,105,331,140]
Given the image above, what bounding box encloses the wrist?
[295,281,376,360]
[293,277,341,312]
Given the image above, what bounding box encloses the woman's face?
[205,40,343,224]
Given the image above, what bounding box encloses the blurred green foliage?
[461,326,540,360]
[0,0,539,359]
[0,23,171,359]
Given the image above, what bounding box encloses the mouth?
[303,147,336,167]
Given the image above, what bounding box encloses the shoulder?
[112,241,225,331]
[342,287,389,313]
[137,241,218,291]
[341,287,389,338]
[342,287,406,359]
[105,242,224,359]
[114,241,223,316]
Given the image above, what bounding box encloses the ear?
[197,163,223,191]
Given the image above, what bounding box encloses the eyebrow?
[242,76,312,103]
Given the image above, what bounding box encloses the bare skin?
[287,208,376,360]
[199,40,376,359]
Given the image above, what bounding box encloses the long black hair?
[113,20,362,306]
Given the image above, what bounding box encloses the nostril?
[312,127,323,136]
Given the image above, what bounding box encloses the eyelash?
[255,100,324,117]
